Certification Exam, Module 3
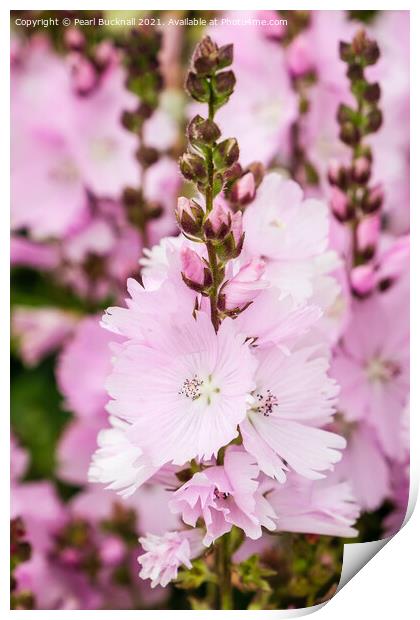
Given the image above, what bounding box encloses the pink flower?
[89,417,158,498]
[330,186,351,222]
[105,311,257,466]
[243,173,334,303]
[240,346,344,482]
[220,259,267,311]
[138,530,204,588]
[58,417,104,485]
[180,247,206,287]
[331,289,409,459]
[57,316,118,418]
[170,447,276,545]
[12,307,77,366]
[269,474,360,538]
[11,237,59,270]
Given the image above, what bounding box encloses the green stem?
[216,534,233,610]
[206,240,220,332]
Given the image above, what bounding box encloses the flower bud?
[330,187,354,222]
[185,71,210,102]
[175,197,204,237]
[357,214,380,256]
[192,36,219,76]
[346,63,364,81]
[180,247,211,292]
[215,211,244,260]
[364,40,380,65]
[179,152,207,182]
[339,41,353,63]
[230,172,256,205]
[203,203,231,240]
[217,44,234,69]
[69,54,97,96]
[187,115,221,145]
[100,537,125,567]
[361,184,383,214]
[350,264,376,297]
[364,82,381,103]
[287,35,314,78]
[247,162,265,188]
[366,108,383,133]
[136,145,159,168]
[213,70,236,98]
[339,121,360,146]
[328,160,349,189]
[64,27,85,51]
[213,138,240,170]
[219,259,267,312]
[351,157,371,184]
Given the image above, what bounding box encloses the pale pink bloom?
[243,173,332,303]
[138,530,204,588]
[180,247,205,286]
[240,346,344,482]
[234,288,322,350]
[221,258,267,311]
[357,214,381,254]
[143,107,179,152]
[11,237,59,270]
[12,307,77,366]
[269,473,360,538]
[384,460,410,536]
[57,315,118,418]
[170,447,276,546]
[89,417,158,497]
[106,311,257,465]
[58,417,104,485]
[331,290,409,459]
[350,264,376,296]
[11,435,28,483]
[204,12,297,166]
[334,421,391,512]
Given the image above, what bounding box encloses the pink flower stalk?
[105,311,257,466]
[138,530,204,588]
[269,474,360,538]
[357,214,381,254]
[350,264,376,296]
[170,447,276,546]
[180,247,206,287]
[12,307,77,366]
[220,259,267,311]
[240,346,344,482]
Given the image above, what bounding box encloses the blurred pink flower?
[220,258,267,311]
[12,307,78,366]
[269,474,360,538]
[332,289,409,459]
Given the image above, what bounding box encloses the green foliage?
[11,355,70,479]
[235,554,276,593]
[176,558,216,590]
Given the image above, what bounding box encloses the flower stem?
[216,533,233,609]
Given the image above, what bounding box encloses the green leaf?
[235,554,276,593]
[175,558,216,590]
